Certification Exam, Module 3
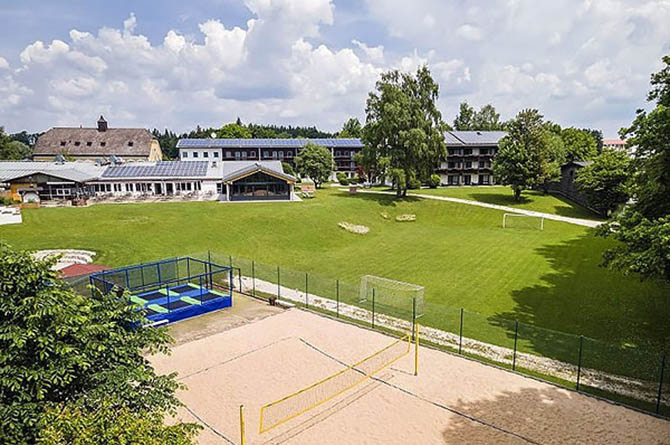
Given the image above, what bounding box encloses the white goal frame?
[502,213,544,230]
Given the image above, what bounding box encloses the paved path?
[351,189,602,228]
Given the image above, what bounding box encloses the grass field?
[405,185,603,220]
[1,188,668,356]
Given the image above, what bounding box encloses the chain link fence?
[67,251,670,419]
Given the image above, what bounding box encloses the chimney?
[97,115,108,132]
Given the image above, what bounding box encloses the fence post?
[372,289,375,329]
[412,297,416,342]
[657,353,666,414]
[252,260,256,297]
[239,404,246,445]
[238,268,242,292]
[229,255,233,268]
[277,266,281,299]
[336,279,340,318]
[459,308,464,355]
[305,272,309,308]
[166,283,171,312]
[208,250,213,288]
[512,321,519,371]
[576,335,584,391]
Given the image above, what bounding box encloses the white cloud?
[352,40,384,62]
[455,24,483,41]
[0,57,8,69]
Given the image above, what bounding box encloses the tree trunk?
[396,187,403,197]
[514,187,521,202]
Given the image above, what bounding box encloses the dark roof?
[34,127,154,156]
[101,161,209,178]
[177,138,363,149]
[102,161,208,178]
[445,131,507,146]
[221,161,296,183]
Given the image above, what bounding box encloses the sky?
[1,0,669,137]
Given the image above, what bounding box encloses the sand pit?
[151,309,670,445]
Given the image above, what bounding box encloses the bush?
[0,196,14,206]
[339,177,349,186]
[428,174,441,188]
[336,172,347,184]
[408,177,422,189]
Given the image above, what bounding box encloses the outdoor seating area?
[87,190,218,204]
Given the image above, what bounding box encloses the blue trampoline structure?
[89,256,233,324]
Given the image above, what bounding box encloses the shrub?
[0,196,14,206]
[336,172,346,183]
[339,177,349,186]
[408,177,422,189]
[428,174,441,188]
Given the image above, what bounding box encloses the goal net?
[502,213,544,230]
[359,275,425,318]
[259,334,411,433]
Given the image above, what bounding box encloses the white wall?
[179,149,222,162]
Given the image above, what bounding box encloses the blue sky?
[1,0,669,136]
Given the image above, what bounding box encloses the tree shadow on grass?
[443,386,669,444]
[338,190,422,207]
[487,231,670,367]
[468,191,601,220]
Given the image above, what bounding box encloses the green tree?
[536,131,567,194]
[294,142,333,188]
[493,109,547,201]
[37,401,199,445]
[338,118,362,138]
[453,102,503,131]
[217,122,252,139]
[0,127,32,160]
[576,149,630,214]
[453,102,476,130]
[597,55,670,281]
[560,127,597,162]
[0,243,192,444]
[281,161,296,177]
[362,66,447,196]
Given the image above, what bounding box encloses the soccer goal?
[359,275,425,318]
[502,213,544,230]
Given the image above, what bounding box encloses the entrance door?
[155,183,162,194]
[166,183,173,195]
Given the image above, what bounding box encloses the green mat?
[209,289,229,298]
[147,304,168,314]
[158,288,180,297]
[181,296,202,306]
[130,295,147,305]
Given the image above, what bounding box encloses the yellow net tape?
[259,334,411,433]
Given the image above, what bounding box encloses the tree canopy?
[362,66,447,196]
[0,243,196,444]
[338,118,362,138]
[453,102,503,131]
[493,109,548,201]
[560,127,598,162]
[217,122,252,139]
[294,142,333,188]
[576,149,631,214]
[597,55,670,281]
[0,127,32,160]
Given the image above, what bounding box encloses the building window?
[249,151,256,158]
[272,151,277,159]
[128,141,134,147]
[279,151,284,159]
[226,151,232,158]
[60,141,66,146]
[464,175,471,185]
[478,161,485,168]
[101,142,106,147]
[193,152,199,158]
[182,152,188,158]
[235,151,241,159]
[481,148,489,155]
[74,141,81,146]
[263,151,269,158]
[86,141,92,147]
[448,162,455,168]
[213,151,219,158]
[465,161,472,168]
[464,148,472,155]
[203,151,209,158]
[242,151,247,159]
[216,183,223,193]
[125,183,132,192]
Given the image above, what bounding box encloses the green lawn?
[1,189,668,359]
[406,186,603,220]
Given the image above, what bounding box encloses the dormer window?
[86,141,92,147]
[100,142,106,147]
[74,141,81,146]
[128,141,134,147]
[60,141,66,146]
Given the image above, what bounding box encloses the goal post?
[502,213,544,230]
[259,333,413,434]
[359,275,425,318]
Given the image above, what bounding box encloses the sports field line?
[298,337,542,445]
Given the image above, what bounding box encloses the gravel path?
[350,189,602,228]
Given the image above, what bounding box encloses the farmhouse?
[33,116,163,162]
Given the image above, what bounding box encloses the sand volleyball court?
[150,307,670,444]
